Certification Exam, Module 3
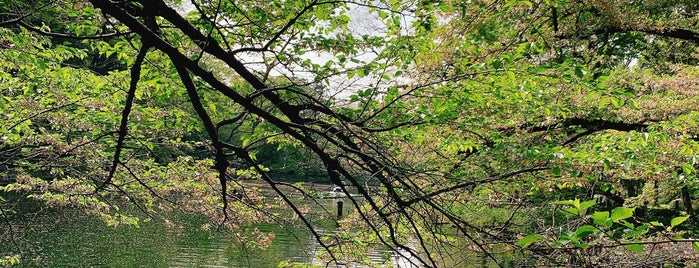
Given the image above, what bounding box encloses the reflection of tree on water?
[0,197,425,267]
[304,227,420,267]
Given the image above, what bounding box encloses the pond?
[0,193,425,267]
[0,187,524,267]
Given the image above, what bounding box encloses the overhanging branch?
[99,45,149,190]
[512,117,651,145]
[526,118,649,133]
[404,165,549,206]
[172,58,231,223]
[558,26,699,45]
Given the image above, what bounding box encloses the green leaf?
[347,70,355,79]
[551,166,561,176]
[649,221,664,227]
[573,241,590,249]
[693,242,699,253]
[630,99,640,109]
[574,65,585,78]
[517,234,543,248]
[603,158,612,170]
[590,211,609,222]
[553,199,576,206]
[574,225,596,239]
[670,216,689,228]
[579,199,596,210]
[492,59,502,69]
[681,163,695,176]
[610,97,620,108]
[564,207,579,215]
[624,244,643,252]
[602,218,613,228]
[591,211,612,227]
[134,89,143,100]
[634,224,649,235]
[611,207,634,222]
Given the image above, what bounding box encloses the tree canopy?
[1,0,699,266]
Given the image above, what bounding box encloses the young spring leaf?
[670,216,689,228]
[579,199,596,210]
[649,221,664,227]
[591,211,612,227]
[517,234,543,248]
[574,225,597,239]
[611,207,634,222]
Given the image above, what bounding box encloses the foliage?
[0,254,20,267]
[1,0,699,266]
[519,199,699,266]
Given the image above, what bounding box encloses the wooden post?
[337,200,344,218]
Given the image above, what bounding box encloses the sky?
[175,1,416,102]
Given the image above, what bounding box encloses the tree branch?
[99,45,149,190]
[172,58,231,224]
[230,0,319,54]
[404,166,549,207]
[526,118,649,133]
[558,26,699,45]
[16,20,132,40]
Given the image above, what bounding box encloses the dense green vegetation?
[1,0,699,266]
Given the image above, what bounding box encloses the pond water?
[0,195,423,267]
[0,190,524,267]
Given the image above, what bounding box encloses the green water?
[0,196,405,267]
[0,194,524,267]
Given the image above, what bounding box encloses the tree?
[1,0,699,267]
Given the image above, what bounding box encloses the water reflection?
[0,197,413,267]
[0,194,515,267]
